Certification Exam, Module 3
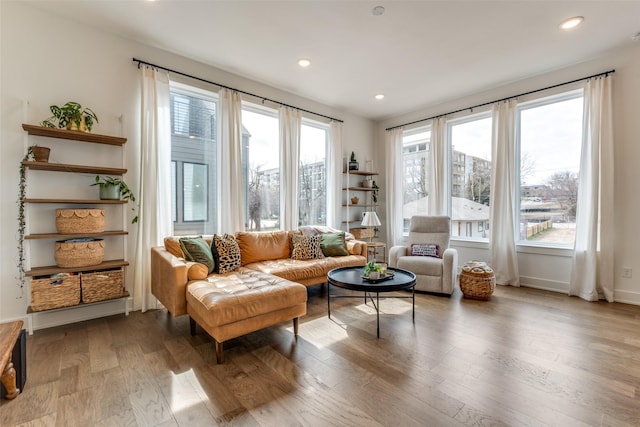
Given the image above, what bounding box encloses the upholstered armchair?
[389,216,458,295]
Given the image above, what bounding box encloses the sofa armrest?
[151,246,189,317]
[389,245,408,267]
[441,247,459,295]
[346,239,368,257]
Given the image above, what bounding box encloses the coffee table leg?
[327,283,331,319]
[376,292,380,338]
[412,286,415,321]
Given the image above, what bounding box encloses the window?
[298,121,328,226]
[169,83,217,235]
[518,91,583,245]
[401,127,431,234]
[242,103,280,231]
[449,114,492,240]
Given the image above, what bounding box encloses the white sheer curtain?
[490,100,520,286]
[279,107,302,230]
[570,75,614,301]
[428,117,447,215]
[217,89,245,234]
[327,121,343,228]
[385,128,404,246]
[133,66,172,312]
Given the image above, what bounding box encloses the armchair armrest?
[151,246,189,317]
[389,245,408,268]
[441,247,459,294]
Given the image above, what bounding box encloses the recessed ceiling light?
[560,16,584,30]
[375,94,385,100]
[372,6,385,16]
[297,58,311,68]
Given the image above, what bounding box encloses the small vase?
[99,184,121,200]
[351,197,359,205]
[31,146,50,162]
[67,115,88,132]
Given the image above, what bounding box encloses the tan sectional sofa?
[151,229,367,362]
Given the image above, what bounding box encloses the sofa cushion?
[411,243,439,258]
[320,232,349,256]
[291,234,324,260]
[179,237,215,273]
[236,231,290,266]
[246,255,365,282]
[213,234,241,273]
[187,262,209,280]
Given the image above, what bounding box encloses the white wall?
[378,42,640,305]
[0,2,375,328]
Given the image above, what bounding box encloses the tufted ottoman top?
[186,268,307,328]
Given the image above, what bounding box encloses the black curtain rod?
[386,69,615,131]
[133,57,343,123]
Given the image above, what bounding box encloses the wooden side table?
[366,242,386,263]
[0,320,24,399]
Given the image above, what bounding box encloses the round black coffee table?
[327,266,416,338]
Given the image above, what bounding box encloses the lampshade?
[361,211,381,227]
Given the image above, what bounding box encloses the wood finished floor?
[2,285,640,426]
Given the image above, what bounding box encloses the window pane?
[402,128,430,234]
[183,163,208,221]
[450,116,492,240]
[242,106,280,231]
[299,122,328,226]
[519,94,582,245]
[170,85,217,235]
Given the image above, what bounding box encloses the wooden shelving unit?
[22,123,130,332]
[342,169,379,238]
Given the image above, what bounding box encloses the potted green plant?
[91,176,138,224]
[362,260,383,279]
[41,101,99,132]
[348,151,359,171]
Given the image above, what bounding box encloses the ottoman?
[186,270,307,363]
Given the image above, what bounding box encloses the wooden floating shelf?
[27,291,130,314]
[25,230,128,240]
[23,198,127,204]
[344,171,378,176]
[22,161,126,175]
[22,124,127,146]
[26,259,130,277]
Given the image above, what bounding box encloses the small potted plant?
[348,151,359,171]
[41,101,99,132]
[91,176,138,224]
[362,260,383,279]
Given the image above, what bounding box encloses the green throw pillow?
[179,237,215,274]
[320,232,349,256]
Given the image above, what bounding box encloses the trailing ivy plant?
[16,147,35,296]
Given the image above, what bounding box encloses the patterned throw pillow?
[411,243,440,258]
[291,234,325,260]
[213,234,241,273]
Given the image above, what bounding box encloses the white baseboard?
[519,275,569,293]
[27,298,130,333]
[612,289,640,306]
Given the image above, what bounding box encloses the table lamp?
[361,211,381,243]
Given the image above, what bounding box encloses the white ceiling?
[26,1,640,121]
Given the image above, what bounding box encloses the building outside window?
[449,114,492,240]
[298,121,328,226]
[169,84,218,235]
[401,127,431,234]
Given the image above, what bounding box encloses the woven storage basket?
[30,274,80,311]
[460,260,496,300]
[56,209,106,234]
[54,238,105,268]
[351,227,374,240]
[81,268,124,303]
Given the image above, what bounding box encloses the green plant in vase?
[41,101,99,132]
[91,176,138,224]
[348,151,359,171]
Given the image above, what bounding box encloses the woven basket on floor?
[459,260,496,300]
[54,238,105,268]
[56,209,106,234]
[81,268,124,303]
[30,274,80,311]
